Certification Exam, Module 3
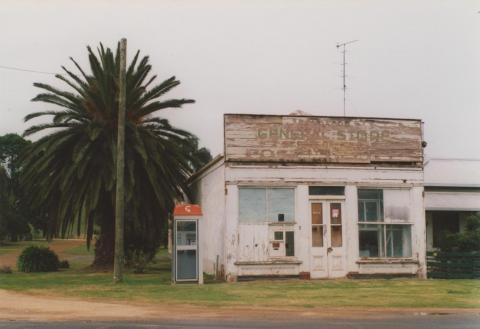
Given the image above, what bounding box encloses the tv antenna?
[336,39,358,116]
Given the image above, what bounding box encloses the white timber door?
[310,201,346,278]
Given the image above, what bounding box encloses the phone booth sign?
[173,204,203,284]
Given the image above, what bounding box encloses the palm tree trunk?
[93,215,115,268]
[92,189,121,268]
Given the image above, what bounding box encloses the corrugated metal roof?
[424,158,480,187]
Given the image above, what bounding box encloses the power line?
[0,65,56,75]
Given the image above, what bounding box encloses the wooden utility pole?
[113,38,127,283]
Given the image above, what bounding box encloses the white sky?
[1,0,479,158]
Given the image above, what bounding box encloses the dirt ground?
[0,289,479,322]
[0,239,85,268]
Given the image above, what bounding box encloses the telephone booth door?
[173,204,203,284]
[175,219,198,281]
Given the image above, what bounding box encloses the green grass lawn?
[0,240,479,309]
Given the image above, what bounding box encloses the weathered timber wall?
[221,165,426,280]
[224,114,423,166]
[191,159,226,277]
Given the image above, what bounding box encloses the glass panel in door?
[330,203,342,247]
[311,202,324,247]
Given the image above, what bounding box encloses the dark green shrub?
[441,213,480,252]
[17,246,59,272]
[59,260,70,269]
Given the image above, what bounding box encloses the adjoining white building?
[424,158,480,251]
[191,114,428,281]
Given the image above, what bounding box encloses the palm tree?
[21,43,201,266]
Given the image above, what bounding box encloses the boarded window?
[267,188,295,222]
[239,188,266,222]
[239,187,294,223]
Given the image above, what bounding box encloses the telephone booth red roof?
[174,204,202,217]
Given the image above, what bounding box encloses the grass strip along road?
[0,240,479,310]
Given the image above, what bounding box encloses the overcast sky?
[1,0,479,159]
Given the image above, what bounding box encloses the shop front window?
[359,224,384,257]
[358,189,412,258]
[358,189,383,222]
[386,225,412,257]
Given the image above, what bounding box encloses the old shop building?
[191,114,427,281]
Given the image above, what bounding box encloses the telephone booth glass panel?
[175,219,198,281]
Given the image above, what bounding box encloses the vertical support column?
[295,185,309,273]
[412,186,427,278]
[224,184,239,282]
[344,184,358,274]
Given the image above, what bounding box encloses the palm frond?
[22,42,203,266]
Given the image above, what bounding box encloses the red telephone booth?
[172,204,203,284]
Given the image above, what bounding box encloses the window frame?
[238,186,296,223]
[357,188,413,259]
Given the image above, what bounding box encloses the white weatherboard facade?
[191,114,428,281]
[193,160,426,280]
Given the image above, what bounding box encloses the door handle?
[327,247,333,253]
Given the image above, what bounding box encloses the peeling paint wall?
[221,164,425,280]
[191,160,226,276]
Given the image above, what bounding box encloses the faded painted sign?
[224,114,423,165]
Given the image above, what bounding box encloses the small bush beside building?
[17,246,60,272]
